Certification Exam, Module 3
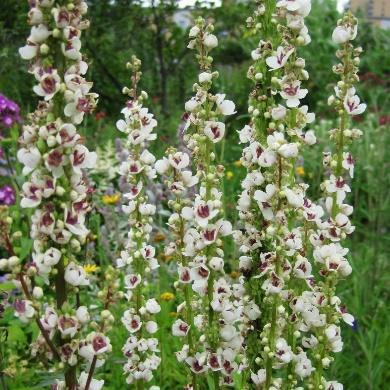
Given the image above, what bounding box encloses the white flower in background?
[343,88,366,116]
[332,24,357,44]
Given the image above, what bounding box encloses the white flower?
[325,381,343,390]
[14,300,35,323]
[189,25,200,37]
[294,351,314,378]
[277,0,311,16]
[244,302,261,320]
[266,46,294,70]
[28,8,43,25]
[332,24,357,44]
[145,298,161,314]
[70,145,97,174]
[19,43,39,60]
[62,37,82,60]
[293,256,312,278]
[275,338,294,364]
[204,33,218,49]
[342,152,355,178]
[146,321,158,334]
[344,89,366,116]
[139,203,156,216]
[325,175,351,205]
[284,187,304,208]
[251,369,266,385]
[64,262,90,286]
[33,70,61,101]
[253,184,276,220]
[17,147,41,175]
[168,152,189,170]
[280,79,308,108]
[140,149,156,165]
[204,121,225,143]
[172,319,190,336]
[199,72,213,83]
[79,371,104,390]
[155,158,170,174]
[58,315,78,337]
[238,125,253,143]
[271,105,287,120]
[29,24,51,43]
[76,306,90,323]
[122,311,142,333]
[43,247,61,266]
[279,142,299,158]
[215,94,236,116]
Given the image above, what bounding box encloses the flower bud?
[8,256,20,267]
[0,259,8,270]
[33,286,44,299]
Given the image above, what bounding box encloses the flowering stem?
[180,217,197,389]
[84,355,97,390]
[18,273,60,361]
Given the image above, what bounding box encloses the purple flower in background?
[0,94,21,128]
[0,184,15,205]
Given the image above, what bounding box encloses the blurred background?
[0,0,389,388]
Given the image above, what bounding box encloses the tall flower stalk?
[309,12,364,389]
[237,1,329,388]
[155,146,199,388]
[116,56,161,388]
[10,1,112,388]
[170,17,255,388]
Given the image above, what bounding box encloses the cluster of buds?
[11,1,112,388]
[237,1,336,388]
[115,56,161,386]
[165,18,260,388]
[308,12,365,389]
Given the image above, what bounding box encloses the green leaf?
[0,282,15,292]
[18,237,33,261]
[6,324,27,345]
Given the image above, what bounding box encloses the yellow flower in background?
[83,264,99,273]
[158,253,173,262]
[160,292,175,301]
[169,312,178,317]
[226,171,234,180]
[154,232,166,242]
[102,193,120,205]
[233,160,242,167]
[230,271,240,279]
[295,166,305,176]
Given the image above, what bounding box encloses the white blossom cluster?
[159,18,261,388]
[155,146,199,388]
[11,1,112,389]
[308,12,365,389]
[236,1,334,388]
[237,3,363,389]
[115,57,161,387]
